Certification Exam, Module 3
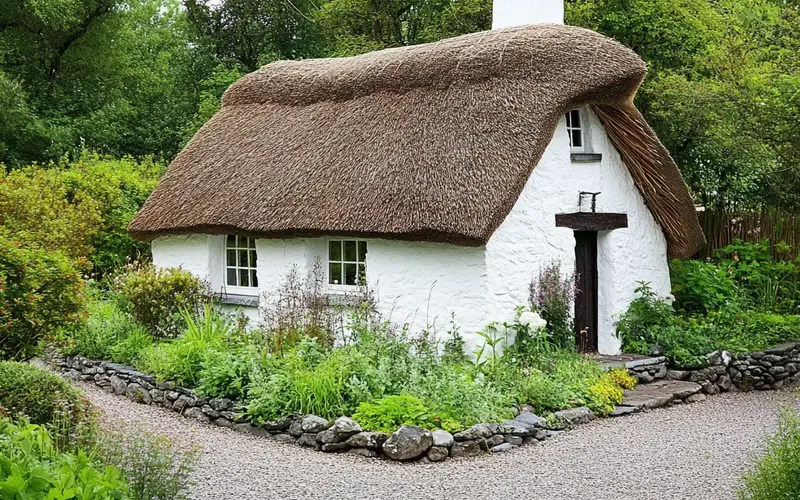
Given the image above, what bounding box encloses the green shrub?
[352,395,434,433]
[528,261,577,349]
[0,419,129,500]
[0,362,95,448]
[196,349,258,401]
[585,372,625,416]
[738,407,800,500]
[96,426,197,500]
[63,299,152,365]
[115,264,213,339]
[670,259,739,314]
[0,235,85,361]
[0,152,162,275]
[139,306,229,386]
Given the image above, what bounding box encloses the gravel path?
[78,382,799,500]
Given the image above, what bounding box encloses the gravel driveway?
[78,383,798,500]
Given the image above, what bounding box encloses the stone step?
[621,381,702,410]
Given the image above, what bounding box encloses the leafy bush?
[606,368,637,390]
[62,299,152,366]
[115,264,213,339]
[738,407,800,500]
[0,419,129,500]
[0,362,95,448]
[0,235,85,361]
[140,306,229,386]
[0,152,162,275]
[529,261,577,349]
[196,349,258,401]
[96,426,197,500]
[670,259,739,314]
[352,395,434,433]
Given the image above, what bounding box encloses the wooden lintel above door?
[555,212,628,231]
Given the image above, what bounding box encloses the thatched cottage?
[129,0,704,354]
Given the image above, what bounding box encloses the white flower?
[518,311,547,331]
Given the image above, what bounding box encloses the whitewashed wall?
[151,110,671,354]
[485,109,671,354]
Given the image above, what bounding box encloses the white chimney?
[492,0,564,29]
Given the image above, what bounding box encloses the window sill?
[217,293,259,307]
[571,153,602,163]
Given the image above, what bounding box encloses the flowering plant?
[529,261,578,349]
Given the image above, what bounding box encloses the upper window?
[328,239,367,286]
[566,109,584,152]
[226,235,258,289]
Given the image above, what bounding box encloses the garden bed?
[50,342,800,463]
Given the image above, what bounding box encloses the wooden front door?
[574,231,598,352]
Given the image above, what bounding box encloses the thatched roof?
[129,24,705,258]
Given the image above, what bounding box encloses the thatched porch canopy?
[129,24,704,258]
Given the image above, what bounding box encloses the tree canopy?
[1,0,797,210]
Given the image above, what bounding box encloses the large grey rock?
[514,411,547,428]
[172,394,194,413]
[345,432,388,450]
[501,420,535,437]
[431,430,454,448]
[316,417,361,443]
[274,434,296,444]
[185,406,210,423]
[301,415,330,433]
[202,405,221,419]
[716,374,733,392]
[298,433,321,450]
[427,446,449,462]
[288,420,304,437]
[454,424,494,441]
[213,417,233,428]
[110,375,127,395]
[149,389,164,403]
[486,435,505,448]
[622,381,701,410]
[609,405,636,417]
[125,383,151,404]
[382,426,433,461]
[554,407,595,426]
[450,440,482,458]
[321,442,349,452]
[263,416,293,432]
[209,398,235,411]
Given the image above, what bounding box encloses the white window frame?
[222,235,259,296]
[325,238,367,292]
[566,108,586,153]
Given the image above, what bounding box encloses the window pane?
[249,238,256,249]
[226,235,236,247]
[227,268,237,286]
[571,109,581,127]
[344,263,357,285]
[239,268,250,287]
[227,249,236,266]
[250,270,258,288]
[250,250,257,268]
[565,112,572,128]
[238,249,249,267]
[572,129,582,148]
[344,241,357,262]
[329,240,342,261]
[329,263,342,285]
[358,241,367,262]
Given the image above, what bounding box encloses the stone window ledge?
[571,153,602,163]
[217,293,259,307]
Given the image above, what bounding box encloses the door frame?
[555,212,629,353]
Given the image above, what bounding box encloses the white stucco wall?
[485,109,671,354]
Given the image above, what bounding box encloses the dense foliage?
[0,419,129,500]
[2,0,797,212]
[738,407,800,500]
[620,241,800,367]
[0,236,85,361]
[0,362,196,500]
[113,264,214,340]
[0,362,95,449]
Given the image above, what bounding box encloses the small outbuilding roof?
[129,24,705,258]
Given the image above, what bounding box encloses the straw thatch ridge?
[129,24,704,258]
[592,103,706,258]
